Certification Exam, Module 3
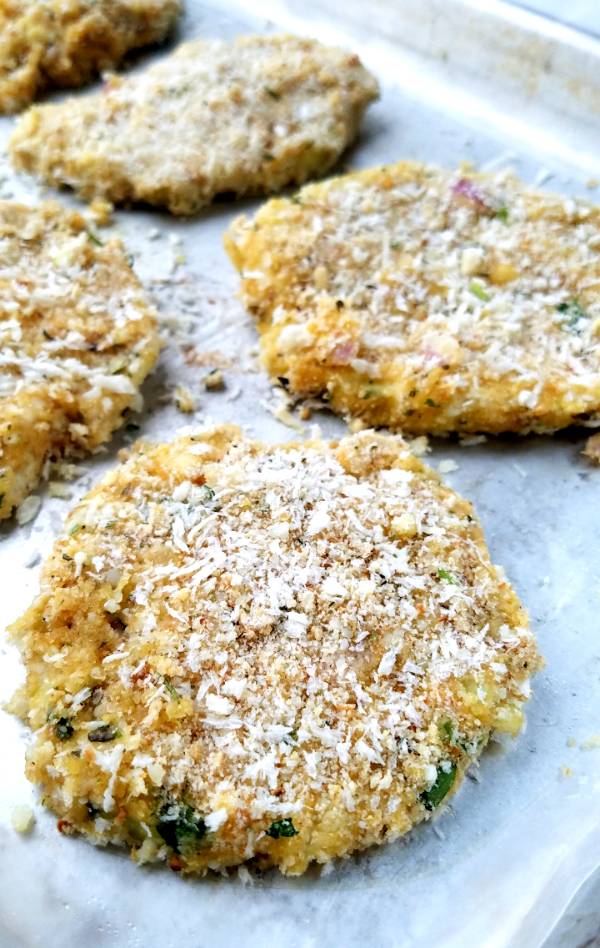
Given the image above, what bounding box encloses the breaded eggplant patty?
[10,425,540,875]
[0,0,180,114]
[9,34,379,215]
[225,161,600,435]
[0,201,160,519]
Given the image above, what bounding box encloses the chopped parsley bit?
[88,723,119,743]
[419,763,457,811]
[290,195,302,205]
[163,676,181,701]
[156,802,207,854]
[425,398,438,408]
[266,818,298,839]
[437,567,459,584]
[439,719,455,744]
[86,229,103,247]
[263,153,275,162]
[198,485,216,504]
[62,553,73,561]
[496,205,509,223]
[557,299,589,331]
[390,240,401,250]
[284,729,298,745]
[68,523,82,536]
[468,280,490,302]
[54,716,74,740]
[265,87,281,99]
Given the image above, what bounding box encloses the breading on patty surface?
[225,161,600,435]
[0,201,160,520]
[0,0,181,114]
[10,425,541,876]
[9,35,379,215]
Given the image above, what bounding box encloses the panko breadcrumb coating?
[225,161,600,435]
[0,201,160,520]
[0,0,181,114]
[9,35,379,215]
[10,425,540,876]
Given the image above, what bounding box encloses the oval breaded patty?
[225,161,600,435]
[0,0,180,114]
[9,35,379,215]
[0,201,160,520]
[10,425,540,876]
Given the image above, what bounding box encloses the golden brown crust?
[11,426,540,875]
[0,200,160,519]
[9,35,379,214]
[0,0,180,113]
[225,161,600,435]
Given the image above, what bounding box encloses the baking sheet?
[1,1,600,945]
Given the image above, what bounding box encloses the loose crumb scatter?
[226,161,600,435]
[16,495,41,525]
[11,804,35,833]
[582,432,600,465]
[438,460,459,474]
[580,734,600,750]
[0,0,180,113]
[203,369,225,392]
[10,35,378,215]
[559,765,573,779]
[566,737,577,748]
[0,201,160,520]
[173,386,197,414]
[11,425,541,877]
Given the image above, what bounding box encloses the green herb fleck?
[439,719,455,744]
[557,299,589,330]
[420,763,457,811]
[54,717,74,740]
[157,802,207,854]
[68,523,82,536]
[263,152,275,162]
[390,240,401,250]
[437,567,459,584]
[290,195,302,205]
[266,818,298,839]
[163,676,181,701]
[198,485,215,504]
[86,229,103,247]
[425,398,438,408]
[468,280,490,302]
[496,205,509,223]
[265,87,281,100]
[284,729,298,745]
[88,723,119,743]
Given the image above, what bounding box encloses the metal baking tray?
[1,1,599,945]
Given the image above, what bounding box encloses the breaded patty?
[10,425,540,876]
[0,201,160,520]
[0,0,180,114]
[225,162,600,435]
[9,35,379,215]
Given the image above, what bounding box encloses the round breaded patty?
[0,201,160,520]
[0,0,180,114]
[225,161,600,435]
[10,425,540,876]
[9,35,379,215]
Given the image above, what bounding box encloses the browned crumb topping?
[11,426,540,876]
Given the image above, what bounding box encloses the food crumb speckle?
[11,805,35,834]
[438,459,459,474]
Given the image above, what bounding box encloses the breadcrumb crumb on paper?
[11,805,35,834]
[582,432,600,465]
